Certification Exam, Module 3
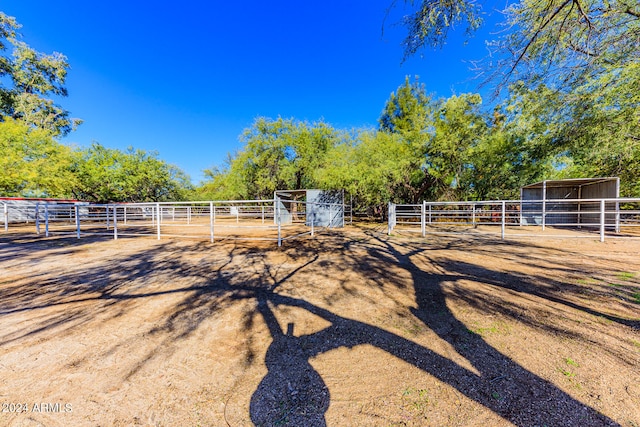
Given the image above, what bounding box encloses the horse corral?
[1,197,349,246]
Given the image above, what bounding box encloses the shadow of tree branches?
[1,227,636,426]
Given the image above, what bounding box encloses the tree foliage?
[388,0,483,61]
[390,0,639,199]
[196,68,639,216]
[489,0,640,90]
[72,143,191,203]
[0,118,76,197]
[394,0,639,91]
[0,12,80,136]
[198,118,342,200]
[317,130,420,217]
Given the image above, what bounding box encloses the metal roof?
[521,177,618,189]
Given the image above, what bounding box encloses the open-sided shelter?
[520,178,619,229]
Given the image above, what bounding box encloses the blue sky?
[4,1,504,183]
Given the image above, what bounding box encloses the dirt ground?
[0,224,639,427]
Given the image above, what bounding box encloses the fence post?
[311,203,315,237]
[519,192,523,226]
[3,203,7,232]
[428,204,432,224]
[277,199,282,247]
[421,201,426,237]
[472,204,476,227]
[124,205,127,225]
[600,199,605,243]
[388,202,393,235]
[35,203,40,234]
[106,204,110,229]
[156,202,161,240]
[501,201,506,240]
[45,204,49,237]
[75,205,81,239]
[209,201,214,243]
[113,205,118,240]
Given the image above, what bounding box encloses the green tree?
[378,77,436,202]
[316,130,416,218]
[72,143,191,203]
[427,93,487,200]
[0,118,76,197]
[200,118,341,200]
[194,153,248,201]
[0,12,80,135]
[549,61,640,196]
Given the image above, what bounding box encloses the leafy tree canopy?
[0,12,81,136]
[0,117,76,197]
[199,118,343,200]
[393,0,639,92]
[72,143,192,203]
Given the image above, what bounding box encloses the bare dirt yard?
[0,224,639,427]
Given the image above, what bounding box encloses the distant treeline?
[2,6,638,213]
[194,76,639,216]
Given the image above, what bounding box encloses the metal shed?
[520,178,619,229]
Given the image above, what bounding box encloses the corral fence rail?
[2,198,348,247]
[388,198,640,242]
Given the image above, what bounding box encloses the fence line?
[388,198,640,242]
[3,198,348,247]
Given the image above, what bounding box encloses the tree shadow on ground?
[0,230,632,426]
[247,230,627,426]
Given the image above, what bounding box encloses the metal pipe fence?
[3,198,348,247]
[388,198,640,242]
